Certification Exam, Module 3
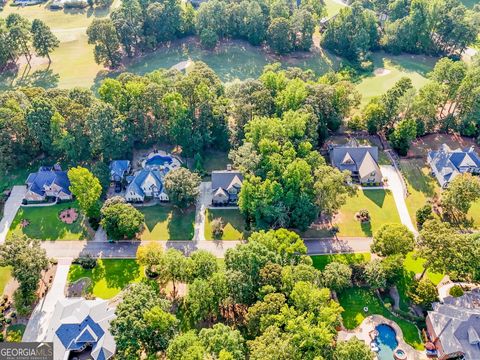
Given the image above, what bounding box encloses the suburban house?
[211,166,243,206]
[24,165,72,203]
[329,143,382,184]
[45,298,116,360]
[427,144,480,188]
[426,289,480,360]
[125,168,169,203]
[109,160,131,183]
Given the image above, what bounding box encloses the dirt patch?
[373,68,391,76]
[407,133,479,158]
[59,208,78,224]
[66,277,92,297]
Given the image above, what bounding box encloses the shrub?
[74,255,97,269]
[449,285,464,298]
[356,209,370,222]
[416,204,433,229]
[409,278,438,309]
[211,218,224,239]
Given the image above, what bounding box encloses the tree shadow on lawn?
[402,161,437,196]
[360,221,372,237]
[143,208,170,232]
[362,189,386,208]
[167,208,195,240]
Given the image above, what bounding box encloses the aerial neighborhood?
[0,0,479,359]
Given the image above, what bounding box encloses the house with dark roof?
[109,160,131,183]
[125,168,169,202]
[45,298,116,360]
[24,165,72,203]
[427,144,480,188]
[329,143,382,184]
[211,165,243,206]
[426,288,480,360]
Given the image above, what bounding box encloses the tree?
[371,224,414,257]
[87,19,122,68]
[164,168,201,208]
[210,217,224,239]
[111,283,173,358]
[334,338,374,360]
[365,259,387,289]
[136,242,165,277]
[163,248,187,297]
[31,19,59,63]
[389,118,417,155]
[186,250,218,282]
[267,18,293,55]
[68,167,102,218]
[314,165,355,216]
[167,331,206,360]
[100,202,144,240]
[442,173,480,218]
[199,323,246,360]
[409,278,438,308]
[0,234,48,308]
[322,262,352,293]
[416,204,433,229]
[25,98,56,155]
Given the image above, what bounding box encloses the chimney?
[227,164,232,171]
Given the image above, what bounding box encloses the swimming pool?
[145,155,173,166]
[375,324,398,360]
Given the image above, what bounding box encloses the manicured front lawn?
[205,209,249,240]
[311,253,371,270]
[0,267,12,295]
[139,205,195,241]
[67,259,145,299]
[468,199,480,229]
[335,189,401,237]
[400,159,440,227]
[8,202,89,241]
[338,287,423,350]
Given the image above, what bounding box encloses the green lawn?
[201,150,230,179]
[0,267,12,295]
[356,52,437,107]
[335,189,401,237]
[67,259,145,299]
[468,199,480,229]
[460,0,477,8]
[8,202,89,240]
[0,167,33,193]
[400,159,440,228]
[205,209,249,240]
[139,205,195,241]
[324,0,346,17]
[311,253,371,270]
[338,287,423,350]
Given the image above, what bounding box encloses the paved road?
[380,165,418,235]
[40,237,373,259]
[23,258,72,342]
[0,186,26,244]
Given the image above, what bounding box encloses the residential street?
[39,237,373,259]
[0,186,26,244]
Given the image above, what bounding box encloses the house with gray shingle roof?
[125,168,169,203]
[426,288,480,360]
[329,143,382,184]
[24,165,72,203]
[211,165,243,206]
[427,144,480,188]
[109,160,131,183]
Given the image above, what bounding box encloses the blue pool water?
[146,155,173,166]
[375,324,398,360]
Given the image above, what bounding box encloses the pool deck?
[338,315,427,360]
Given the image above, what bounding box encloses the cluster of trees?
[355,57,480,154]
[322,0,480,64]
[87,0,326,67]
[112,229,374,359]
[0,234,49,314]
[229,65,359,230]
[0,14,59,69]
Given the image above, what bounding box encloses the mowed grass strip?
[9,202,89,241]
[205,209,249,240]
[335,189,401,237]
[139,205,195,241]
[311,253,371,270]
[67,259,145,299]
[0,267,12,295]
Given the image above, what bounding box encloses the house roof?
[126,168,167,197]
[329,145,379,174]
[47,298,116,360]
[428,289,480,360]
[110,160,130,181]
[211,170,243,192]
[26,167,71,197]
[428,144,480,187]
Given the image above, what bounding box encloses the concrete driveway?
[193,182,212,241]
[0,186,26,244]
[380,165,418,235]
[23,258,72,342]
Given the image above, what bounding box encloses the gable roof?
[26,167,71,197]
[110,160,130,181]
[358,151,381,179]
[329,145,379,173]
[212,170,243,191]
[126,168,167,197]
